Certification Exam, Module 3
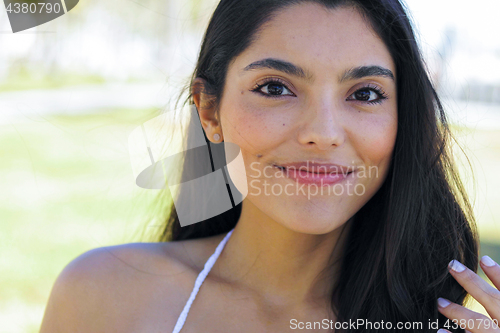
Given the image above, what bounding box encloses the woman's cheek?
[352,114,397,167]
[226,101,292,147]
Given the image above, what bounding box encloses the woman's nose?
[297,100,346,150]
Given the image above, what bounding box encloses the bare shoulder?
[40,234,227,333]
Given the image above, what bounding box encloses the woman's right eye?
[251,80,295,98]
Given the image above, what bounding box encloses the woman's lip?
[276,161,356,174]
[274,165,354,186]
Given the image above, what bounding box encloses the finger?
[437,297,500,332]
[448,259,500,321]
[481,256,500,291]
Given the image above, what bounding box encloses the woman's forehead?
[231,3,396,78]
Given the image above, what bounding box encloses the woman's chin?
[274,214,352,235]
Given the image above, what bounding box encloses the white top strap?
[172,229,235,333]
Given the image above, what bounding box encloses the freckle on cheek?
[241,91,244,95]
[283,123,285,126]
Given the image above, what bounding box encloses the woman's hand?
[437,256,500,333]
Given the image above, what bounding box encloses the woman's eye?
[253,81,294,97]
[348,87,387,104]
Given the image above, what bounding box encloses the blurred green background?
[1,0,500,332]
[0,108,162,331]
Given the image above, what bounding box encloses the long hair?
[155,0,478,331]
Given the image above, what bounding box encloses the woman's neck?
[212,198,353,311]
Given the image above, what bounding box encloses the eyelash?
[251,78,293,99]
[250,78,388,105]
[349,84,389,105]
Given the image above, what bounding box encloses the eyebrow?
[340,66,395,83]
[240,57,395,83]
[241,58,314,82]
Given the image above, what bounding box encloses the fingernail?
[481,255,497,267]
[437,329,448,333]
[448,259,466,272]
[437,297,451,308]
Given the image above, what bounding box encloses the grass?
[1,109,500,332]
[0,69,150,93]
[450,124,500,242]
[0,107,169,332]
[0,70,107,93]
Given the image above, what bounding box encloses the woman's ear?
[192,78,223,143]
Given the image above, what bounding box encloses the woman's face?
[218,4,398,234]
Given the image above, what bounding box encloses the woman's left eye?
[251,79,294,98]
[347,87,387,104]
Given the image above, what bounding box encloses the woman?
[40,0,500,332]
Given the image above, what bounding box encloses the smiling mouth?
[274,165,354,176]
[272,165,355,186]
